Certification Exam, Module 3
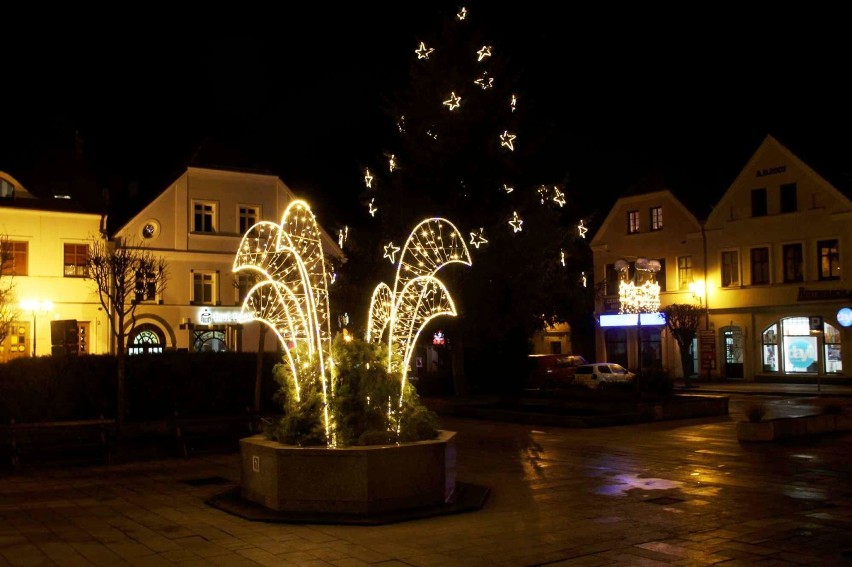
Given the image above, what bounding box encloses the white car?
[574,363,636,389]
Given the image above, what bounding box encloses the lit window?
[627,210,639,234]
[650,207,663,231]
[192,271,216,305]
[721,250,739,287]
[1,241,28,276]
[783,243,803,283]
[750,247,770,285]
[818,239,840,280]
[135,268,159,303]
[128,324,164,355]
[238,206,259,234]
[193,201,217,233]
[677,256,693,290]
[63,243,88,277]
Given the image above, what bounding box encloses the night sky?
[3,4,851,231]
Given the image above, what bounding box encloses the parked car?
[527,354,588,389]
[574,363,636,390]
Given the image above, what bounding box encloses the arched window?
[761,317,842,375]
[604,329,627,368]
[193,330,227,353]
[128,324,165,355]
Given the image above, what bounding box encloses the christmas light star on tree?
[500,130,516,151]
[443,91,461,110]
[415,41,435,60]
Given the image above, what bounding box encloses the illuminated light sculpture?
[457,6,467,20]
[476,45,492,61]
[368,198,378,217]
[474,72,494,89]
[510,94,517,112]
[233,200,334,442]
[553,187,566,207]
[384,241,401,264]
[367,218,472,404]
[616,257,661,377]
[500,130,516,151]
[364,168,373,188]
[443,91,461,111]
[469,228,488,249]
[415,41,435,60]
[577,219,588,238]
[509,211,523,232]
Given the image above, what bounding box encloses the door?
[722,325,744,378]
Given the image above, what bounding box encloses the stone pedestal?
[240,431,456,516]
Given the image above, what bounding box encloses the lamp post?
[615,258,661,381]
[19,299,54,357]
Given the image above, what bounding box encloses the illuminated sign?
[197,308,252,325]
[838,307,852,328]
[433,331,445,346]
[599,313,666,327]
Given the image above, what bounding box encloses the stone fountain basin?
[240,430,456,516]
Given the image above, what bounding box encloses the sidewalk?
[674,378,852,397]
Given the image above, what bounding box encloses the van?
[527,354,588,389]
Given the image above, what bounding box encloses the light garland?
[618,280,661,314]
[552,187,566,207]
[469,228,488,249]
[415,41,434,60]
[577,220,588,238]
[509,211,523,232]
[364,168,373,189]
[476,45,492,61]
[384,241,401,264]
[500,130,516,151]
[443,91,461,110]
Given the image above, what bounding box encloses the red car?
[527,354,588,389]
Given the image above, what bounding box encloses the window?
[192,201,216,233]
[236,272,254,303]
[763,318,844,375]
[650,207,663,231]
[721,251,739,287]
[783,243,803,283]
[677,256,693,290]
[193,330,227,353]
[63,243,88,277]
[750,247,770,285]
[192,271,216,305]
[238,206,259,234]
[762,324,778,372]
[641,327,662,370]
[627,210,639,234]
[780,183,797,213]
[825,321,843,374]
[135,268,159,302]
[604,329,628,368]
[605,263,619,295]
[751,188,767,217]
[654,258,666,292]
[818,239,840,280]
[1,241,28,276]
[0,178,15,199]
[128,324,165,355]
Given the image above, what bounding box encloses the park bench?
[172,408,257,457]
[2,416,116,470]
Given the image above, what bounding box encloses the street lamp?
[19,299,54,357]
[616,258,661,377]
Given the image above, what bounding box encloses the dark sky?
[3,4,851,229]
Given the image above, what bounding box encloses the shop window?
[192,201,217,233]
[762,323,778,372]
[678,256,693,290]
[1,241,28,276]
[782,316,817,373]
[604,329,628,368]
[825,321,842,374]
[193,330,227,353]
[750,247,770,285]
[818,239,840,280]
[128,324,165,355]
[63,243,88,277]
[640,327,662,370]
[627,210,639,234]
[650,206,663,231]
[751,188,767,217]
[721,251,739,287]
[780,183,797,213]
[783,243,803,283]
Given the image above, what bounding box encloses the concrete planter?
[240,431,456,516]
[738,414,852,442]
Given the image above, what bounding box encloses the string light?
[553,187,566,207]
[469,228,488,249]
[476,45,492,61]
[501,184,514,194]
[474,72,494,89]
[397,115,406,134]
[577,220,588,238]
[509,211,523,232]
[388,154,396,172]
[338,226,349,248]
[510,94,517,112]
[457,6,467,20]
[368,198,377,217]
[582,272,587,288]
[560,249,566,266]
[538,185,547,204]
[384,241,401,264]
[443,91,461,110]
[364,168,373,188]
[415,41,434,60]
[500,130,516,151]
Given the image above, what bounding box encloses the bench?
[172,409,257,457]
[2,416,116,470]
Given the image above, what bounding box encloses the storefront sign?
[599,313,665,327]
[698,330,716,370]
[784,336,817,372]
[756,165,786,177]
[797,287,852,301]
[837,307,852,327]
[197,308,252,325]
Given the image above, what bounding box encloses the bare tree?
[86,237,167,429]
[0,236,20,346]
[662,303,703,388]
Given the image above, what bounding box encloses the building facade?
[591,136,852,382]
[113,167,345,355]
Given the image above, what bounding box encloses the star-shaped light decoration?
[500,130,516,151]
[457,6,467,20]
[338,226,349,248]
[538,185,547,204]
[577,220,588,239]
[383,241,401,264]
[364,168,373,189]
[415,42,434,60]
[509,211,523,233]
[501,184,514,194]
[560,249,566,267]
[553,187,566,207]
[469,228,488,249]
[510,94,517,112]
[476,45,492,62]
[388,154,396,172]
[368,198,378,217]
[443,91,461,110]
[474,72,494,89]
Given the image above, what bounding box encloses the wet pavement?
[1,394,852,566]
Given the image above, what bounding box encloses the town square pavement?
[1,395,851,566]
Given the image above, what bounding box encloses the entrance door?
[722,325,744,378]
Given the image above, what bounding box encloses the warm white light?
[502,184,514,194]
[364,168,373,188]
[560,250,566,266]
[474,72,493,89]
[457,6,467,20]
[388,154,396,172]
[577,220,588,239]
[582,272,587,287]
[469,228,488,249]
[384,241,401,264]
[476,45,492,61]
[552,187,566,207]
[510,94,517,112]
[500,130,516,151]
[509,211,523,232]
[443,91,461,110]
[20,299,53,312]
[368,198,378,217]
[337,226,348,248]
[415,41,435,60]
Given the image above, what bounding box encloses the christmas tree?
[339,5,593,395]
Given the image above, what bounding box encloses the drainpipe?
[701,221,709,331]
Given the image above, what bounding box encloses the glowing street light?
[19,299,53,357]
